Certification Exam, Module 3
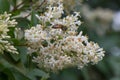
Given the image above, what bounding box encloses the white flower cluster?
[0,12,18,54]
[25,0,105,72]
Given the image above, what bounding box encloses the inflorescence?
[25,0,105,72]
[0,12,18,54]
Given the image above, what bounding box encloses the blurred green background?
[0,0,120,80]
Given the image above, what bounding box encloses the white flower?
[0,12,18,54]
[36,3,64,23]
[25,24,47,43]
[14,28,24,40]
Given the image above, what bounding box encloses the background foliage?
[0,0,120,80]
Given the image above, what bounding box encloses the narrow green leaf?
[11,68,30,80]
[3,68,15,80]
[0,0,10,13]
[31,10,39,26]
[10,53,20,62]
[15,17,30,29]
[17,46,28,65]
[0,58,30,80]
[27,69,49,80]
[10,0,17,7]
[81,68,90,80]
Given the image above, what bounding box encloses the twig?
[24,0,47,18]
[34,0,47,11]
[12,1,26,12]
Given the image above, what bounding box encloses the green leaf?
[15,17,30,29]
[31,10,39,26]
[110,77,120,80]
[0,58,30,80]
[11,68,30,80]
[10,0,17,7]
[10,53,20,62]
[3,68,15,80]
[0,0,10,13]
[8,27,15,38]
[96,60,111,78]
[11,10,21,16]
[17,46,28,65]
[81,68,89,80]
[27,69,49,80]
